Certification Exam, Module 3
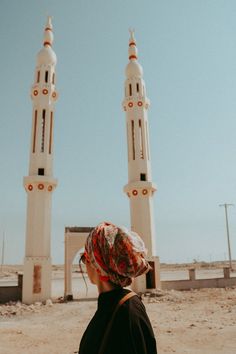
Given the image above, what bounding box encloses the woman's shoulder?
[111,290,157,353]
[119,290,148,320]
[115,291,156,342]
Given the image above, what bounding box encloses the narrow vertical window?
[129,84,132,96]
[45,71,48,83]
[52,73,55,84]
[136,83,139,93]
[41,109,46,152]
[33,110,37,153]
[37,71,40,83]
[139,119,144,159]
[49,112,53,154]
[131,120,135,160]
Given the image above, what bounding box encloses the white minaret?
[22,17,58,304]
[123,30,160,293]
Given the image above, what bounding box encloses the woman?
[78,221,158,354]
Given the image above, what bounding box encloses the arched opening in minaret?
[129,84,132,96]
[52,73,55,84]
[32,110,37,153]
[131,120,135,160]
[41,109,46,152]
[136,83,139,93]
[37,71,40,83]
[45,71,48,83]
[139,119,144,159]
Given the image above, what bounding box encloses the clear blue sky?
[1,0,236,264]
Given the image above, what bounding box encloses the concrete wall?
[161,268,236,291]
[0,273,22,303]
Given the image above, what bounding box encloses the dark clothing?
[79,288,158,354]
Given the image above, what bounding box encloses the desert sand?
[1,264,236,354]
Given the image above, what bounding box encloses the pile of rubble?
[144,289,188,303]
[0,299,53,317]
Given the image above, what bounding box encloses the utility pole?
[219,203,234,270]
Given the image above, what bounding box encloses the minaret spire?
[128,29,138,60]
[123,31,160,293]
[23,17,58,304]
[43,16,54,47]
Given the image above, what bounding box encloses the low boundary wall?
[161,267,236,291]
[0,273,23,303]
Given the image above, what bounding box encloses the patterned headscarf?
[85,221,151,287]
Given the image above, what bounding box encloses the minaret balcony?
[23,175,57,193]
[122,97,150,111]
[31,85,58,102]
[124,181,157,198]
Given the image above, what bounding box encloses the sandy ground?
[0,287,236,354]
[1,263,236,354]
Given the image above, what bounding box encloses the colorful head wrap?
[85,221,151,287]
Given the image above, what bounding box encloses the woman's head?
[83,221,151,287]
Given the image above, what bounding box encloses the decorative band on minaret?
[22,17,58,304]
[123,30,160,292]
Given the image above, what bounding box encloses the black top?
[79,288,158,354]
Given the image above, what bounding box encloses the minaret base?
[22,256,52,304]
[131,256,161,293]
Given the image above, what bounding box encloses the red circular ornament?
[52,92,56,98]
[33,90,38,96]
[138,101,143,106]
[48,185,53,192]
[142,189,148,195]
[28,184,33,191]
[132,190,138,196]
[38,183,44,190]
[43,89,48,95]
[128,102,133,108]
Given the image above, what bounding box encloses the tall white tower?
[123,31,160,293]
[23,17,58,304]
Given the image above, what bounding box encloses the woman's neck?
[97,281,117,294]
